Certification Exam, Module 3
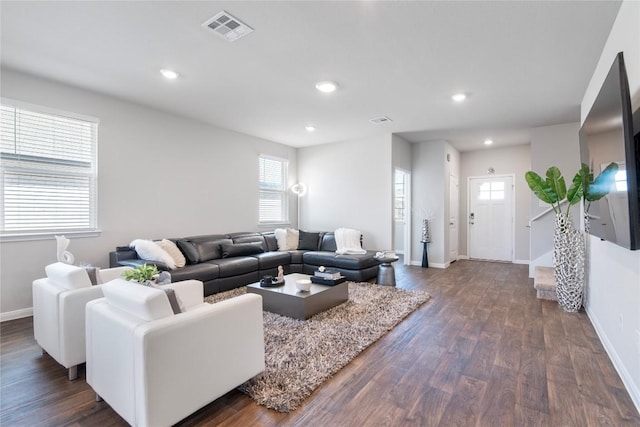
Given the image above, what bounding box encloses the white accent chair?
[32,262,132,380]
[86,279,265,427]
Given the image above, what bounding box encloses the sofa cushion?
[221,242,264,258]
[252,251,291,270]
[261,232,279,252]
[302,251,380,270]
[177,238,232,264]
[319,233,338,252]
[230,233,267,251]
[288,249,306,264]
[130,239,176,269]
[298,230,320,250]
[168,263,220,283]
[176,240,199,264]
[45,262,92,290]
[102,278,174,322]
[208,257,259,278]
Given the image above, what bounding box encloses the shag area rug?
[204,282,431,412]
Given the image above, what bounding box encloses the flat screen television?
[579,51,639,250]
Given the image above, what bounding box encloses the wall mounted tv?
[579,51,639,250]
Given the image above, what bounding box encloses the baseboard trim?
[1,307,33,322]
[585,305,640,414]
[457,255,469,260]
[409,260,449,269]
[513,259,530,265]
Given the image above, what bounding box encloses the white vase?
[553,214,585,312]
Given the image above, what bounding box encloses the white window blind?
[0,102,98,236]
[259,155,288,223]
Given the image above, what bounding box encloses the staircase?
[533,266,556,300]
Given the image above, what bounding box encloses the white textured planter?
[553,214,585,312]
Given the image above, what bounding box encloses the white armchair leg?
[41,347,47,355]
[68,365,78,381]
[95,393,103,402]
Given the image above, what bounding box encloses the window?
[259,155,288,223]
[478,181,505,200]
[0,100,98,238]
[394,170,405,221]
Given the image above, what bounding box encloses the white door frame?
[467,173,516,262]
[449,173,459,263]
[394,168,412,265]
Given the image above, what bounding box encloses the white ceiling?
[0,1,621,151]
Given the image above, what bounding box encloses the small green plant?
[122,264,159,283]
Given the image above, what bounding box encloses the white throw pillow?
[286,228,299,250]
[130,239,176,270]
[275,228,299,251]
[157,239,186,268]
[275,228,288,251]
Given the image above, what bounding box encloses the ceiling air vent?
[369,116,393,124]
[203,11,253,42]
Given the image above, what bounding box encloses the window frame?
[0,98,100,241]
[258,154,289,225]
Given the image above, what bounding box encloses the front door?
[468,176,513,262]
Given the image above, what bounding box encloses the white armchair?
[86,279,265,427]
[32,262,132,380]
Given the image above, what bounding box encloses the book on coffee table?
[310,275,347,286]
[314,269,341,279]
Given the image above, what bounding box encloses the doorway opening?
[394,168,411,265]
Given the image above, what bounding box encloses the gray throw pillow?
[298,230,320,250]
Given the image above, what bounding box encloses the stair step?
[534,266,556,301]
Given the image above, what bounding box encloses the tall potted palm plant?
[525,163,617,312]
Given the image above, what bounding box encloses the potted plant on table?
[122,264,160,284]
[525,163,617,312]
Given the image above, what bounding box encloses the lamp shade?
[291,183,307,196]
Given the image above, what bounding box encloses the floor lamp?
[291,183,307,228]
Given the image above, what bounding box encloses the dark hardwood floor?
[2,260,639,426]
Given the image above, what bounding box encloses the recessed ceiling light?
[315,81,338,93]
[484,139,493,145]
[305,125,316,132]
[451,93,467,102]
[160,69,179,80]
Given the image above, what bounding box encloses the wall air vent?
[369,116,393,124]
[203,11,253,42]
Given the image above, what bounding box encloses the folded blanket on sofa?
[335,228,367,255]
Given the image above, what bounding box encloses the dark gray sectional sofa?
[109,231,380,296]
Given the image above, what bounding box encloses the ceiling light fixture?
[484,139,493,145]
[305,125,316,132]
[451,93,467,102]
[315,81,338,93]
[160,69,179,80]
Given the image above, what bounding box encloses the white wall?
[444,143,460,263]
[581,0,640,411]
[0,69,297,318]
[459,144,531,262]
[297,134,392,251]
[411,140,458,267]
[528,122,581,274]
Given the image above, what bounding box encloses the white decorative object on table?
[55,235,75,265]
[296,279,312,292]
